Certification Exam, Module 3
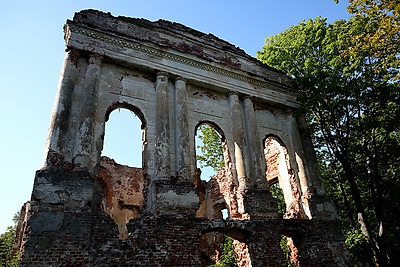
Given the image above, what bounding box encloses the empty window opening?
[200,232,251,266]
[194,122,236,220]
[264,136,306,219]
[264,137,293,215]
[195,123,225,181]
[102,108,142,167]
[96,106,146,240]
[221,208,229,220]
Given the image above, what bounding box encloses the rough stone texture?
[18,9,350,266]
[96,156,145,239]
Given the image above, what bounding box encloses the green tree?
[197,124,224,171]
[257,11,399,266]
[218,236,237,267]
[347,0,400,82]
[0,214,20,266]
[269,183,286,216]
[209,236,237,267]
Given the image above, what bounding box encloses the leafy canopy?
[196,124,224,171]
[257,5,399,265]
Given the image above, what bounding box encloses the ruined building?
[17,10,349,266]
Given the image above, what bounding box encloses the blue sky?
[0,0,350,232]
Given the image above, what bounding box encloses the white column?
[43,49,80,168]
[228,93,250,217]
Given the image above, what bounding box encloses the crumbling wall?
[18,9,350,267]
[233,239,252,266]
[96,156,146,239]
[264,137,308,219]
[265,138,280,184]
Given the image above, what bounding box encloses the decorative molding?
[68,24,299,97]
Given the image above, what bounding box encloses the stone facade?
[17,9,349,266]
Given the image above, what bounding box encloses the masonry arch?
[200,226,252,266]
[105,102,146,128]
[263,135,307,219]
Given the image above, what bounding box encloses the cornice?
[67,23,299,98]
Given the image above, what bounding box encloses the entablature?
[64,10,299,109]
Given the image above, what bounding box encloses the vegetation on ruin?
[217,236,237,267]
[208,236,237,267]
[257,0,400,265]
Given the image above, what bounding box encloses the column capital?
[243,95,255,101]
[65,47,82,67]
[228,91,239,97]
[156,71,169,78]
[175,76,187,83]
[88,53,103,65]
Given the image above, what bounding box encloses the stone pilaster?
[228,92,249,215]
[242,97,267,189]
[296,115,326,195]
[242,97,278,219]
[174,77,190,181]
[149,74,199,216]
[228,93,249,182]
[296,115,338,220]
[154,72,171,180]
[74,53,103,169]
[44,48,80,169]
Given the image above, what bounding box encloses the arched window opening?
[102,108,143,167]
[264,136,306,219]
[194,122,237,220]
[195,123,225,181]
[199,232,251,266]
[96,106,146,240]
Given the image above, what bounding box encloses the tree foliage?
[197,124,224,171]
[257,2,399,265]
[347,0,400,82]
[270,183,286,216]
[0,214,19,267]
[209,236,237,267]
[218,236,237,267]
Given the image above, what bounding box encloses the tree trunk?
[337,179,357,228]
[335,152,381,264]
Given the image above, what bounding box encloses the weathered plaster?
[19,9,349,266]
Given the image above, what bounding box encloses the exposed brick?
[18,9,350,267]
